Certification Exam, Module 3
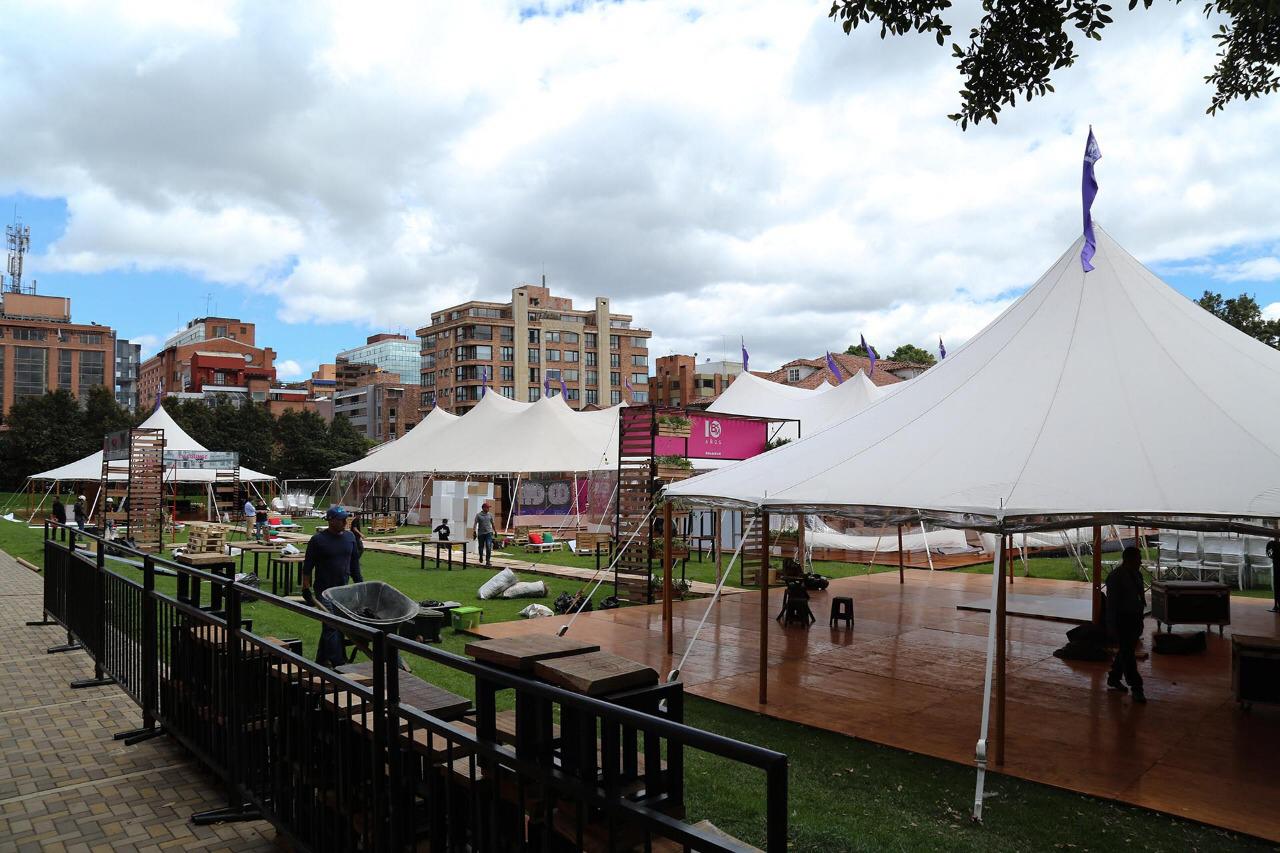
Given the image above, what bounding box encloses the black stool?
[830,596,855,629]
[779,584,815,627]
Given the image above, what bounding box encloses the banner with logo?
[103,429,131,462]
[516,476,588,516]
[654,414,766,460]
[165,450,240,470]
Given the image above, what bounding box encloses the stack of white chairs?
[1157,534,1181,578]
[1245,537,1274,591]
[1212,538,1247,588]
[1175,534,1203,580]
[1198,535,1225,584]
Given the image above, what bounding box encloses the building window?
[586,370,598,385]
[545,331,560,343]
[0,347,5,401]
[500,366,514,382]
[585,352,597,367]
[632,390,649,403]
[545,349,560,362]
[500,385,514,398]
[564,350,579,363]
[12,327,46,341]
[787,368,800,382]
[585,389,598,405]
[564,369,579,382]
[610,354,620,368]
[499,327,514,342]
[585,333,597,348]
[563,332,579,344]
[631,336,646,348]
[529,368,540,383]
[630,354,646,367]
[527,348,540,364]
[499,346,514,361]
[565,388,579,401]
[610,371,621,385]
[79,333,103,344]
[609,335,619,349]
[610,390,622,405]
[58,350,73,390]
[630,372,647,385]
[212,325,228,338]
[78,350,105,390]
[13,346,47,397]
[528,329,540,343]
[528,387,541,402]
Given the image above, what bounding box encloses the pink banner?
[655,414,767,460]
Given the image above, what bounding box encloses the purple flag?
[860,334,877,375]
[153,381,164,413]
[938,338,946,360]
[740,339,749,372]
[543,374,551,398]
[1080,127,1101,272]
[481,365,489,396]
[825,351,844,384]
[624,378,633,402]
[559,376,567,399]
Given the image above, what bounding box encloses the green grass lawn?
[1,502,1274,849]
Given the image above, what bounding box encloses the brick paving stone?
[0,547,275,851]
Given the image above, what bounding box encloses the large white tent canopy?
[668,229,1280,532]
[708,368,890,440]
[333,393,623,476]
[29,407,274,484]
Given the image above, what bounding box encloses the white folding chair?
[1198,535,1226,583]
[1246,537,1273,591]
[1157,533,1180,579]
[1176,534,1203,580]
[1216,538,1246,589]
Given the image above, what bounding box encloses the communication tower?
[5,218,36,294]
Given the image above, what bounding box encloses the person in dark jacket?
[433,518,451,541]
[1105,546,1147,703]
[301,506,365,668]
[51,496,67,541]
[73,495,87,531]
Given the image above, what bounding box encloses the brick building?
[0,291,116,419]
[755,353,917,390]
[648,355,738,408]
[416,282,652,414]
[137,316,277,411]
[334,370,422,442]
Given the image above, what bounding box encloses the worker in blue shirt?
[301,506,364,668]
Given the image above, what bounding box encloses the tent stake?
[758,511,770,705]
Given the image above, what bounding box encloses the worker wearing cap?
[73,495,87,531]
[301,506,365,668]
[474,502,495,567]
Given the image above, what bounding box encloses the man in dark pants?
[300,506,364,669]
[51,496,67,541]
[1105,546,1147,703]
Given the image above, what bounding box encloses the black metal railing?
[35,522,789,851]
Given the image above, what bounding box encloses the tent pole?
[897,524,904,584]
[1008,535,1014,586]
[758,511,770,705]
[715,510,724,582]
[1020,533,1029,577]
[1091,525,1103,624]
[662,500,674,656]
[995,534,1009,766]
[866,531,883,576]
[918,512,934,572]
[797,513,807,575]
[971,532,1006,820]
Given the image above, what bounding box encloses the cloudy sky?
[1,0,1278,379]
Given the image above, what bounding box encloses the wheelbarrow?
[321,581,419,669]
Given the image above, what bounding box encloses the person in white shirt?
[243,498,256,540]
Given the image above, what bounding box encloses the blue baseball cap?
[325,506,348,519]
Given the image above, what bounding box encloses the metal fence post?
[371,630,389,853]
[767,757,789,853]
[27,526,59,627]
[71,541,114,688]
[116,553,161,744]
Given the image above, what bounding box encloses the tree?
[888,343,938,366]
[79,385,136,456]
[328,414,373,470]
[0,391,86,488]
[828,1,1280,128]
[1197,290,1280,347]
[274,409,340,479]
[845,343,872,357]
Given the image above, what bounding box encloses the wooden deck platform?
[476,570,1280,843]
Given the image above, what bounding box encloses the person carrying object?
[300,506,365,669]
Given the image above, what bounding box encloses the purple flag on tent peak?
[559,376,567,399]
[543,374,551,398]
[740,339,749,372]
[938,338,946,360]
[860,334,877,375]
[481,366,489,396]
[825,351,844,384]
[1081,127,1102,272]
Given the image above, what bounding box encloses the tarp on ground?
[667,228,1280,531]
[29,406,274,483]
[333,393,623,476]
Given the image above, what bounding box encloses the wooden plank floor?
[477,570,1280,842]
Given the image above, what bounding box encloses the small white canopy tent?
[667,227,1280,819]
[29,406,274,484]
[333,406,459,473]
[709,369,889,441]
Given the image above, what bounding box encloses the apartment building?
[648,355,739,408]
[334,370,422,442]
[0,291,116,418]
[137,316,277,411]
[114,338,142,412]
[335,333,419,384]
[416,282,652,414]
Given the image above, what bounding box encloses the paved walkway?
[0,549,276,852]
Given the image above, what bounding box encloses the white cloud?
[1264,303,1280,321]
[2,1,1279,369]
[1217,257,1280,283]
[275,358,304,380]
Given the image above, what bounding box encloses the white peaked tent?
[709,369,889,440]
[333,393,623,476]
[29,406,274,484]
[669,228,1280,530]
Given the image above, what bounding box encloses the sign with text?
[654,414,767,461]
[516,476,588,516]
[103,429,131,462]
[165,450,239,470]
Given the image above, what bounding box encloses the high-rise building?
[648,355,738,408]
[137,316,277,411]
[416,282,652,414]
[335,334,420,384]
[114,338,142,412]
[334,372,421,442]
[0,291,116,418]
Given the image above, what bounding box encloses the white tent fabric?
[709,369,886,440]
[333,394,623,475]
[807,523,978,555]
[29,407,274,483]
[668,229,1280,530]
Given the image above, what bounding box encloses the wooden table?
[268,553,307,596]
[237,541,283,575]
[336,661,472,720]
[173,550,235,609]
[420,539,469,571]
[533,651,658,697]
[466,635,600,673]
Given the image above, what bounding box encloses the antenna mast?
[5,217,34,294]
